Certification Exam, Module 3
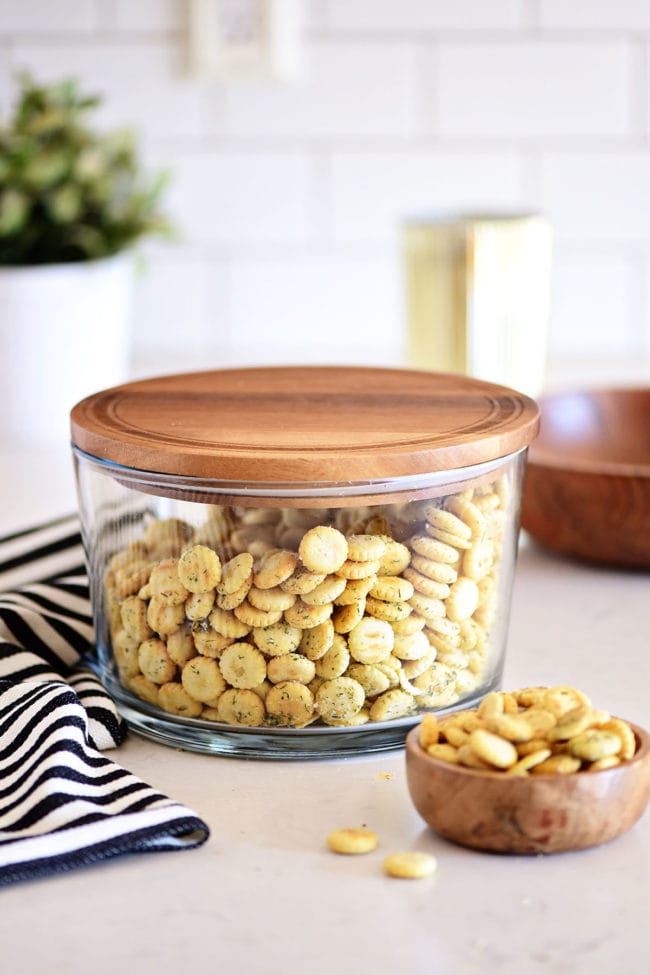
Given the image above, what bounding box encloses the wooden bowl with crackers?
[405,690,650,854]
[521,387,650,568]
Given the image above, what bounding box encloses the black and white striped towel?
[0,516,209,886]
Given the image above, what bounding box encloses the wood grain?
[405,722,650,854]
[70,366,539,484]
[522,388,650,568]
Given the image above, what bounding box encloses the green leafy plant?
[0,74,171,265]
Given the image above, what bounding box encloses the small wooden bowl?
[521,388,650,568]
[405,722,650,854]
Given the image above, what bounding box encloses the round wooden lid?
[70,366,539,483]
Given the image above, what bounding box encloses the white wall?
[1,0,650,389]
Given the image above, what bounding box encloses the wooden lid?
[70,366,539,483]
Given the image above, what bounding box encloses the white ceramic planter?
[0,254,133,448]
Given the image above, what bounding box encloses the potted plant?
[0,74,170,447]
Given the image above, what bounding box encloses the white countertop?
[1,449,649,975]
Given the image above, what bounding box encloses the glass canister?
[70,366,539,758]
[404,213,552,398]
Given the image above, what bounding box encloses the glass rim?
[72,443,524,503]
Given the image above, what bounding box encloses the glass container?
[71,366,539,758]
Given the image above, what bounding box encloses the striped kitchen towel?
[0,515,209,886]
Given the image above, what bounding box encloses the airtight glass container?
[71,366,539,759]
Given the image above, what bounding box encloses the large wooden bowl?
[521,388,650,568]
[405,722,650,854]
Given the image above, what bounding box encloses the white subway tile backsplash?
[330,151,526,243]
[549,252,639,356]
[540,0,650,31]
[643,260,650,356]
[434,41,632,138]
[112,0,183,32]
[215,41,415,139]
[541,152,650,242]
[0,0,94,33]
[2,0,650,383]
[166,151,314,245]
[130,252,221,357]
[9,40,201,139]
[227,255,404,365]
[327,0,523,32]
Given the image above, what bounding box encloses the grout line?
[7,27,650,44]
[91,0,118,32]
[519,150,544,209]
[0,30,184,45]
[131,239,650,263]
[291,27,650,43]
[305,0,329,37]
[520,0,541,35]
[630,39,649,145]
[626,248,650,355]
[146,133,650,154]
[551,240,650,258]
[410,36,436,138]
